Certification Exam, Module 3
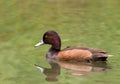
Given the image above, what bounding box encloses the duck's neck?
[47,40,61,59]
[47,44,61,59]
[51,42,61,51]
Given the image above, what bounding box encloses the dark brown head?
[35,30,61,50]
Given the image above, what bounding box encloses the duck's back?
[58,46,108,62]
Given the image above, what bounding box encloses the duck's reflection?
[58,61,107,77]
[34,59,60,82]
[34,59,108,82]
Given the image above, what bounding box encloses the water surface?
[0,0,120,84]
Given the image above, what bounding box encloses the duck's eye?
[45,35,52,40]
[45,35,48,38]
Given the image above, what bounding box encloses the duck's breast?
[58,49,92,61]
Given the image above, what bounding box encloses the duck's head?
[35,30,61,50]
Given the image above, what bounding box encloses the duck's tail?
[108,54,113,57]
[93,53,113,61]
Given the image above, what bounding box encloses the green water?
[0,0,120,84]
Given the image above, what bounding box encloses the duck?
[35,30,109,62]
